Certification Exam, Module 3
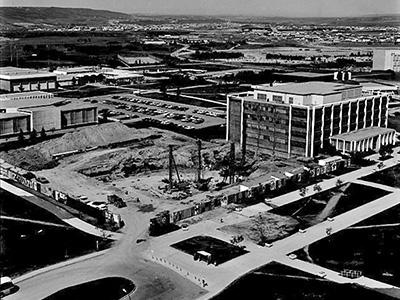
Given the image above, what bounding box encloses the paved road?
[6,200,206,300]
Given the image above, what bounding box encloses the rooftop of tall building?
[252,81,360,96]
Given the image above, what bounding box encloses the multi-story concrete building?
[227,82,395,158]
[0,67,57,93]
[372,49,400,72]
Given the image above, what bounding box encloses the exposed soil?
[218,211,299,244]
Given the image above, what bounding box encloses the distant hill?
[228,14,400,26]
[0,7,133,26]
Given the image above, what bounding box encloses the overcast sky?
[2,0,399,17]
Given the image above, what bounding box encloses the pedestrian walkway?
[276,256,398,290]
[352,179,398,192]
[156,187,400,299]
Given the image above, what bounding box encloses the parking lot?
[89,93,226,132]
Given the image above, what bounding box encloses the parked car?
[87,201,107,211]
[36,177,49,184]
[0,277,18,297]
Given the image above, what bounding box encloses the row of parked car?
[113,95,190,111]
[106,99,206,125]
[143,118,195,131]
[193,109,225,119]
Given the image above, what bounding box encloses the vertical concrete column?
[371,97,375,125]
[310,106,315,157]
[330,104,334,136]
[355,100,360,131]
[288,105,292,158]
[320,105,325,148]
[377,134,381,150]
[347,100,351,133]
[378,96,383,127]
[342,140,346,154]
[363,98,367,129]
[339,103,343,134]
[305,107,310,157]
[385,97,389,127]
[226,95,230,141]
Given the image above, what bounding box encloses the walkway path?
[0,215,71,228]
[352,179,399,192]
[276,256,397,289]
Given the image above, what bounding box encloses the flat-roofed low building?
[19,103,98,131]
[19,106,62,132]
[330,127,396,154]
[0,97,65,113]
[0,112,30,137]
[227,81,392,158]
[0,67,57,92]
[0,91,54,101]
[60,104,98,128]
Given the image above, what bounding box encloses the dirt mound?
[0,123,156,171]
[35,122,151,157]
[0,148,58,171]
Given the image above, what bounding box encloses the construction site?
[2,97,400,300]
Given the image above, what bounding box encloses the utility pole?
[197,139,202,182]
[169,145,173,190]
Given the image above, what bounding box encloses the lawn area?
[361,163,400,189]
[270,183,391,228]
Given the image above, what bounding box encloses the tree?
[160,83,167,98]
[253,214,269,244]
[40,127,47,138]
[299,187,308,197]
[99,108,110,123]
[313,183,322,193]
[29,128,37,142]
[18,129,25,143]
[379,145,394,159]
[336,178,343,187]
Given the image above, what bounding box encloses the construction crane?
[168,144,181,190]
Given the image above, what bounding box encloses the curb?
[13,249,109,284]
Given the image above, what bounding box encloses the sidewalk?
[13,249,109,284]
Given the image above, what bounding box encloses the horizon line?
[0,5,399,19]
